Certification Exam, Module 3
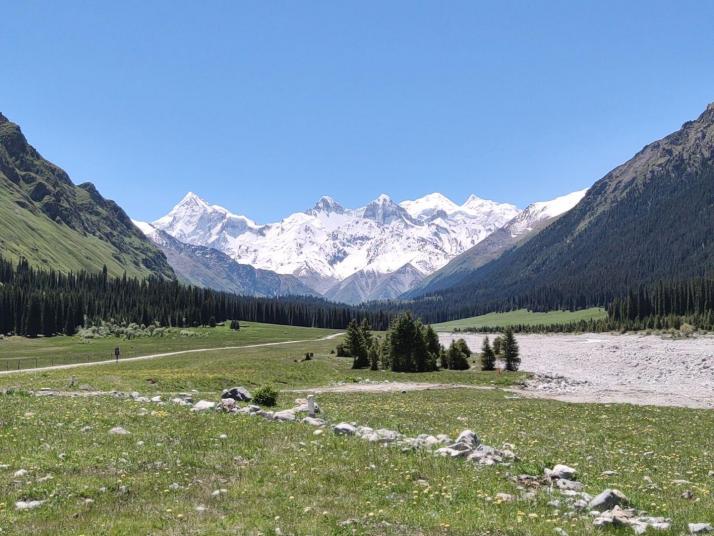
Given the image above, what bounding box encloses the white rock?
[14,469,28,478]
[273,410,296,422]
[191,400,216,412]
[109,426,130,435]
[588,489,629,512]
[15,500,45,510]
[454,430,479,448]
[689,524,714,534]
[547,464,577,480]
[333,423,357,435]
[150,395,162,403]
[302,417,326,427]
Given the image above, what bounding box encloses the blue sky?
[2,1,713,223]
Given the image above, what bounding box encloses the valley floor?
[0,325,712,534]
[441,332,714,409]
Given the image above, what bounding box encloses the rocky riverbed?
[440,332,714,409]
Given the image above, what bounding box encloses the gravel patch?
[441,332,714,409]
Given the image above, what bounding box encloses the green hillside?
[404,103,714,319]
[0,113,174,278]
[432,308,607,331]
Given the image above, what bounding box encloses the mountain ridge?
[0,113,174,279]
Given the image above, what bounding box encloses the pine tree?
[454,338,471,357]
[502,328,520,371]
[480,336,496,371]
[368,338,380,370]
[492,335,503,355]
[346,319,369,369]
[446,340,470,370]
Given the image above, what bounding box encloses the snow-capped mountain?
[405,188,588,298]
[152,191,520,298]
[133,220,318,297]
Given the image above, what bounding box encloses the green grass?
[0,324,521,394]
[0,322,338,371]
[0,322,710,535]
[432,308,607,331]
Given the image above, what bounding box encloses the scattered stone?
[681,489,694,500]
[109,426,130,435]
[169,483,181,490]
[588,489,629,512]
[15,500,45,510]
[191,400,216,412]
[80,425,92,432]
[555,479,584,492]
[221,386,252,402]
[218,434,228,440]
[546,464,577,480]
[14,469,28,478]
[150,395,162,403]
[495,492,514,502]
[211,489,228,497]
[454,430,480,449]
[220,398,236,411]
[689,523,714,534]
[292,397,321,415]
[273,410,296,422]
[302,417,326,427]
[195,505,207,513]
[601,470,617,477]
[333,422,357,435]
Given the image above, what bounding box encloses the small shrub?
[253,385,279,407]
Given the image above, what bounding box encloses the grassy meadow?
[432,308,607,331]
[0,323,711,535]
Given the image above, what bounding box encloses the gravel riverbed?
[440,332,714,409]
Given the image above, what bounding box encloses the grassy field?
[0,323,711,535]
[432,308,607,331]
[0,322,338,371]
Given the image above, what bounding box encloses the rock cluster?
[592,505,671,534]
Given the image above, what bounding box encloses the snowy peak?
[309,196,345,215]
[507,189,587,238]
[400,193,460,219]
[362,194,414,225]
[150,189,528,300]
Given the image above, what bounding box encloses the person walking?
[114,346,121,363]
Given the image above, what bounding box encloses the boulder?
[334,423,357,435]
[15,500,45,510]
[689,524,714,534]
[191,400,216,412]
[302,417,326,427]
[221,387,252,402]
[454,430,480,449]
[546,464,577,480]
[555,479,584,492]
[273,410,296,422]
[220,398,236,411]
[588,489,629,512]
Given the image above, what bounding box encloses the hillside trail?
[0,332,344,376]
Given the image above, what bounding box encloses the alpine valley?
[137,189,585,302]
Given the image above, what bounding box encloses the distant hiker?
[114,347,121,363]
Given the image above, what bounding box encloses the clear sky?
[2,1,713,223]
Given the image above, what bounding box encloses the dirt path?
[290,381,495,394]
[0,332,344,376]
[441,332,714,409]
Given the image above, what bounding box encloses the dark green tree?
[480,336,496,371]
[502,328,520,371]
[346,319,369,369]
[492,335,503,355]
[446,340,470,370]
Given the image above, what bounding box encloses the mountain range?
[3,102,712,315]
[404,102,714,320]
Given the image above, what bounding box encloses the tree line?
[0,256,391,337]
[342,313,521,373]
